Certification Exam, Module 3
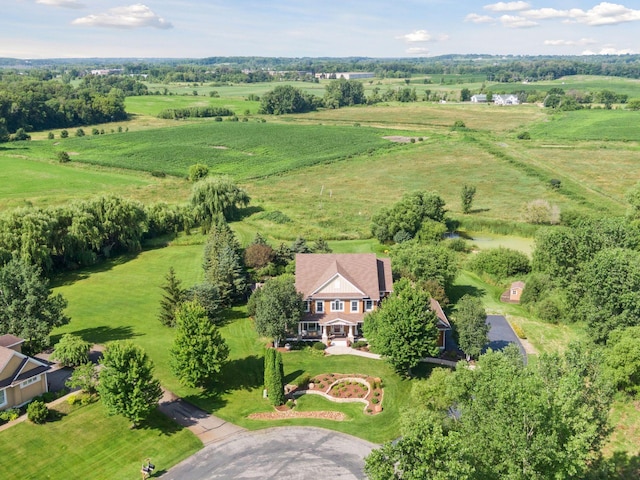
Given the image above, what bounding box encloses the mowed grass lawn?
[0,153,190,209]
[52,242,417,443]
[0,402,201,480]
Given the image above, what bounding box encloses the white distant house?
[315,72,374,80]
[471,94,487,103]
[493,94,520,105]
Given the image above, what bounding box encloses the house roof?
[0,334,24,349]
[511,281,525,289]
[430,298,451,330]
[0,345,50,389]
[295,254,393,301]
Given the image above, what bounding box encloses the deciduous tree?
[453,295,488,361]
[170,301,229,388]
[0,257,68,354]
[98,341,162,428]
[252,274,303,348]
[363,281,440,376]
[51,333,91,367]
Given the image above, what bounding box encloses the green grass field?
[0,402,201,480]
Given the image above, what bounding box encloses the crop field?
[15,121,400,181]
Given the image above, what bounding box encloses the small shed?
[509,281,525,303]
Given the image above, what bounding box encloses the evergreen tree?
[158,267,186,327]
[203,222,247,306]
[263,348,285,406]
[460,184,476,214]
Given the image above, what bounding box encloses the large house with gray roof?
[0,335,50,410]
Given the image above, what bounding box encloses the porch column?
[321,325,328,344]
[297,322,302,340]
[347,324,355,342]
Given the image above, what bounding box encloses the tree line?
[0,75,148,135]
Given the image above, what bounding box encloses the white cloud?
[499,14,538,28]
[72,4,173,29]
[544,38,597,46]
[568,2,640,26]
[465,13,495,24]
[399,30,432,43]
[36,0,85,8]
[406,47,430,55]
[583,46,637,54]
[484,2,530,12]
[522,8,569,20]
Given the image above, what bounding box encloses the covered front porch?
[295,319,364,346]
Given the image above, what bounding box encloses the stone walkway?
[325,345,381,359]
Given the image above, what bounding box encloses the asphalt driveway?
[485,315,527,363]
[164,427,377,479]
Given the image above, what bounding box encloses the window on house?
[316,301,324,313]
[20,375,40,389]
[0,389,6,408]
[330,300,344,312]
[511,290,517,295]
[365,300,374,311]
[350,300,359,313]
[304,301,311,312]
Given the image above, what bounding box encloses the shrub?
[57,151,71,163]
[51,333,90,366]
[447,238,468,252]
[511,322,527,339]
[258,210,291,224]
[549,179,561,189]
[47,132,54,140]
[295,374,312,389]
[410,138,416,143]
[286,399,295,409]
[12,128,31,141]
[0,408,20,422]
[67,394,80,406]
[92,128,99,135]
[535,297,563,323]
[523,199,561,225]
[188,163,209,182]
[372,397,379,404]
[352,340,368,349]
[214,116,223,122]
[41,392,56,403]
[453,119,466,129]
[517,131,531,140]
[468,247,530,280]
[75,128,85,137]
[150,171,166,178]
[27,400,48,424]
[60,129,68,138]
[312,342,327,351]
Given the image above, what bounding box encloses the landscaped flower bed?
[290,373,384,415]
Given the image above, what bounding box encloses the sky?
[2,1,640,59]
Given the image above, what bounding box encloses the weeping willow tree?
[190,176,250,231]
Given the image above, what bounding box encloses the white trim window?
[20,375,41,389]
[330,300,344,312]
[315,301,324,313]
[0,388,6,408]
[350,300,359,313]
[364,300,374,311]
[304,301,311,312]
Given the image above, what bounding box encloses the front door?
[332,325,343,335]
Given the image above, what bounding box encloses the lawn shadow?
[236,205,264,219]
[47,409,67,423]
[448,283,485,304]
[51,325,139,345]
[51,253,140,287]
[183,390,228,413]
[218,355,264,392]
[284,369,304,384]
[140,409,186,436]
[217,308,248,327]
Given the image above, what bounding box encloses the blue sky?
[3,1,640,59]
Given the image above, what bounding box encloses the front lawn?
[0,401,201,480]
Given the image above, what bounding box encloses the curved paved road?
[164,427,377,479]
